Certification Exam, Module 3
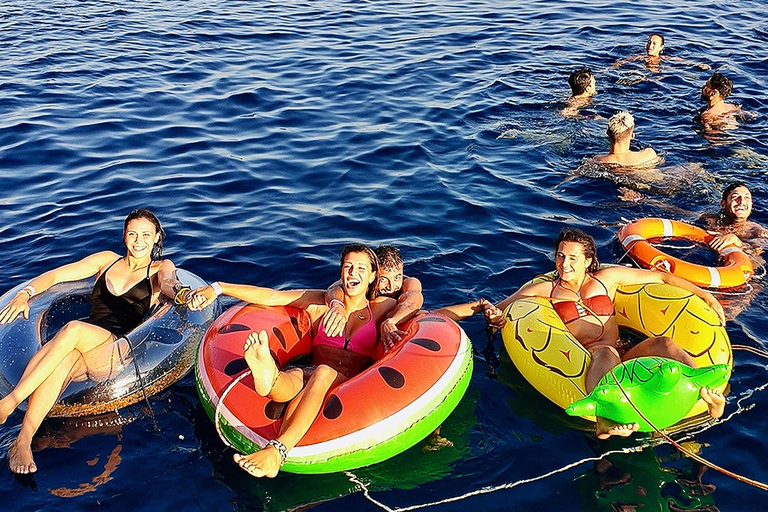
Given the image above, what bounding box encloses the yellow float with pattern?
[500,272,732,422]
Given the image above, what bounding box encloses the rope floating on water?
[347,446,645,512]
[609,366,768,492]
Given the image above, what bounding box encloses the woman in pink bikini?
[443,228,727,439]
[190,243,397,477]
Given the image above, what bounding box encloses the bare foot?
[422,432,454,452]
[243,331,279,396]
[233,445,281,478]
[700,387,725,419]
[8,440,37,474]
[596,417,639,440]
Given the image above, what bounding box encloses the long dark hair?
[339,243,380,300]
[124,208,165,260]
[553,228,600,273]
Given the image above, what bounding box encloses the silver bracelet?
[267,439,288,465]
[328,299,344,309]
[21,285,36,298]
[211,281,222,296]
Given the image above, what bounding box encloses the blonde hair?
[607,111,635,142]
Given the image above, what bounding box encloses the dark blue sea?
[2,1,768,510]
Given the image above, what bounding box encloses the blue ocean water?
[1,0,768,510]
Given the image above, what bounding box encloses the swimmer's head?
[568,67,595,97]
[606,111,635,143]
[646,33,664,57]
[720,182,752,222]
[702,72,733,101]
[340,243,380,300]
[375,245,404,296]
[124,208,164,260]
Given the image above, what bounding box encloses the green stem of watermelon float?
[608,369,768,492]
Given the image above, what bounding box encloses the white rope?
[347,446,644,512]
[214,370,253,449]
[347,379,768,511]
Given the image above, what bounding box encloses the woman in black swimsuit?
[0,209,196,474]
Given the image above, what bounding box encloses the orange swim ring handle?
[618,218,753,290]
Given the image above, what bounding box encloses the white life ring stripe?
[622,234,646,248]
[708,266,721,288]
[661,218,674,237]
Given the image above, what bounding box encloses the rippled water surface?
[2,1,768,510]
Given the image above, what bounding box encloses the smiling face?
[722,186,752,222]
[124,217,160,260]
[555,241,592,283]
[341,251,376,299]
[378,263,404,297]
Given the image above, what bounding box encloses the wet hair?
[554,228,600,273]
[606,111,635,142]
[646,33,664,49]
[568,67,593,95]
[375,245,403,271]
[709,72,733,99]
[722,181,749,202]
[124,208,164,260]
[340,243,380,300]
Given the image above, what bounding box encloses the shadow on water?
[195,389,478,512]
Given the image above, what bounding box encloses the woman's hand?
[321,301,347,337]
[706,295,727,326]
[477,299,505,330]
[0,291,31,324]
[187,285,217,311]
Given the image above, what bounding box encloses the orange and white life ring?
[618,218,753,290]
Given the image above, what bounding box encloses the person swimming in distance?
[561,66,597,118]
[699,71,741,128]
[322,244,423,349]
[613,33,710,73]
[188,244,397,478]
[0,209,197,474]
[593,111,661,168]
[438,228,726,439]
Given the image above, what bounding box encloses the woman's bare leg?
[234,364,344,478]
[587,345,640,439]
[0,321,112,424]
[8,352,82,473]
[243,330,305,402]
[622,336,696,367]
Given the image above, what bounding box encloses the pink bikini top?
[313,302,378,358]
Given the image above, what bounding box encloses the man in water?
[700,72,740,126]
[562,66,596,117]
[699,182,768,255]
[323,244,423,349]
[593,111,659,168]
[614,33,710,73]
[622,181,767,255]
[614,33,665,71]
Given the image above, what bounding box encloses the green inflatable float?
[565,357,730,432]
